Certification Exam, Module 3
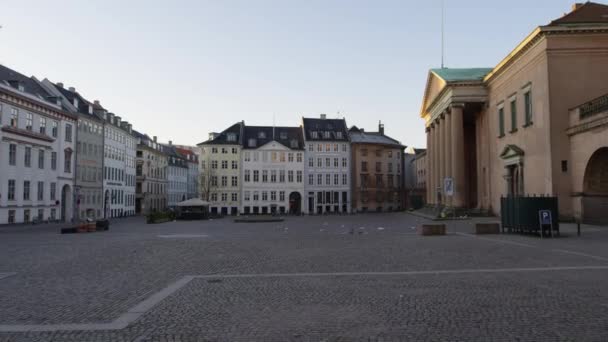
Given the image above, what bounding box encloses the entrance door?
[289,192,302,215]
[583,148,608,224]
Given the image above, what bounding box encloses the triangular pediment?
[500,144,525,159]
[257,140,290,151]
[420,71,447,117]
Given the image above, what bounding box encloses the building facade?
[349,123,405,213]
[164,143,188,208]
[301,115,351,214]
[0,65,76,224]
[241,126,305,215]
[134,132,168,215]
[176,147,199,201]
[413,149,427,190]
[419,2,608,222]
[41,81,105,221]
[101,111,136,218]
[197,123,244,215]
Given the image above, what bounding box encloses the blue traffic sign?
[539,210,552,225]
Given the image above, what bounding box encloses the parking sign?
[444,177,454,196]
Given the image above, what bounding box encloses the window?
[334,174,339,185]
[308,144,314,152]
[212,147,218,154]
[510,99,517,133]
[342,144,347,152]
[297,153,302,163]
[231,176,238,187]
[39,118,46,135]
[376,174,383,187]
[253,152,259,162]
[324,132,331,139]
[232,147,237,154]
[221,193,227,201]
[244,152,251,162]
[325,158,330,168]
[318,174,323,185]
[334,158,338,168]
[271,191,277,201]
[561,160,568,173]
[271,152,278,162]
[211,160,218,169]
[23,180,30,200]
[388,175,394,188]
[38,149,44,169]
[50,182,56,200]
[296,171,302,183]
[279,170,285,183]
[232,161,238,169]
[65,124,72,142]
[253,191,259,201]
[280,191,285,201]
[244,191,251,201]
[342,174,347,185]
[211,193,218,202]
[221,160,228,169]
[524,91,533,126]
[262,192,268,201]
[25,113,33,131]
[361,149,367,157]
[8,180,15,200]
[245,170,251,182]
[227,133,237,142]
[312,131,319,139]
[271,170,277,183]
[9,144,16,165]
[308,174,314,185]
[498,107,505,137]
[24,147,32,167]
[64,150,72,173]
[334,144,338,152]
[280,132,287,139]
[342,158,347,168]
[317,144,322,152]
[326,174,331,185]
[248,139,257,147]
[288,153,294,162]
[8,210,15,223]
[388,163,393,173]
[375,150,381,157]
[337,132,343,139]
[10,108,18,127]
[37,181,44,201]
[288,170,294,182]
[362,161,368,172]
[51,121,58,137]
[51,152,57,170]
[258,131,266,139]
[309,158,314,167]
[280,152,286,162]
[24,209,30,223]
[326,144,331,152]
[253,170,259,182]
[262,170,268,183]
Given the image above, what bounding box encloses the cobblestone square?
[0,213,607,341]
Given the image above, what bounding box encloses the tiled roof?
[430,68,493,82]
[54,85,104,122]
[302,117,349,141]
[0,64,54,102]
[549,2,608,26]
[242,126,304,150]
[414,148,427,155]
[198,122,243,145]
[348,127,405,148]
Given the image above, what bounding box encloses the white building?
[197,122,244,216]
[101,110,136,218]
[0,65,76,224]
[241,126,305,215]
[302,115,351,214]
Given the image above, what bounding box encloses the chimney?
[68,86,76,92]
[107,112,114,123]
[153,136,157,142]
[169,140,173,146]
[572,3,584,11]
[115,116,121,126]
[128,123,132,133]
[320,114,327,119]
[379,121,384,135]
[56,82,64,88]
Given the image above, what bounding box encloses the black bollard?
[577,221,581,237]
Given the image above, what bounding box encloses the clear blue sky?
[0,0,581,147]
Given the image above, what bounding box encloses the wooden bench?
[418,224,446,236]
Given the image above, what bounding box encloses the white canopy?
[176,198,210,207]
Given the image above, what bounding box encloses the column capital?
[425,126,431,133]
[450,103,466,110]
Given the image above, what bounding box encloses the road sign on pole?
[538,210,553,238]
[444,177,454,197]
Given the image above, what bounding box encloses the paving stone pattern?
[0,214,607,341]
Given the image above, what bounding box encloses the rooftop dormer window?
[280,132,287,139]
[258,132,266,139]
[311,131,319,139]
[227,133,237,142]
[290,139,298,149]
[336,132,343,139]
[323,131,331,139]
[248,138,257,147]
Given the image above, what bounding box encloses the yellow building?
[420,2,608,223]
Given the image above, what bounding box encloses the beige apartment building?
[349,123,406,213]
[134,131,167,215]
[420,2,608,223]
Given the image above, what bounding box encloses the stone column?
[433,121,440,205]
[445,111,452,207]
[426,127,431,204]
[439,114,447,205]
[451,104,466,208]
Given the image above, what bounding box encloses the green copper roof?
[431,68,493,82]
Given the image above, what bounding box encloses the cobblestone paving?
[0,213,607,341]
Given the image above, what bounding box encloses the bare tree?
[199,163,217,201]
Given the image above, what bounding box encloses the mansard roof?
[549,2,608,26]
[348,126,405,149]
[198,122,243,146]
[302,117,349,142]
[242,126,304,150]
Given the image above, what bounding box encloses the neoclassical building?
[241,126,305,215]
[349,123,405,213]
[420,2,608,222]
[134,132,168,215]
[197,122,244,215]
[0,65,77,224]
[301,115,351,214]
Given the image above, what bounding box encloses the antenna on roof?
[441,0,446,69]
